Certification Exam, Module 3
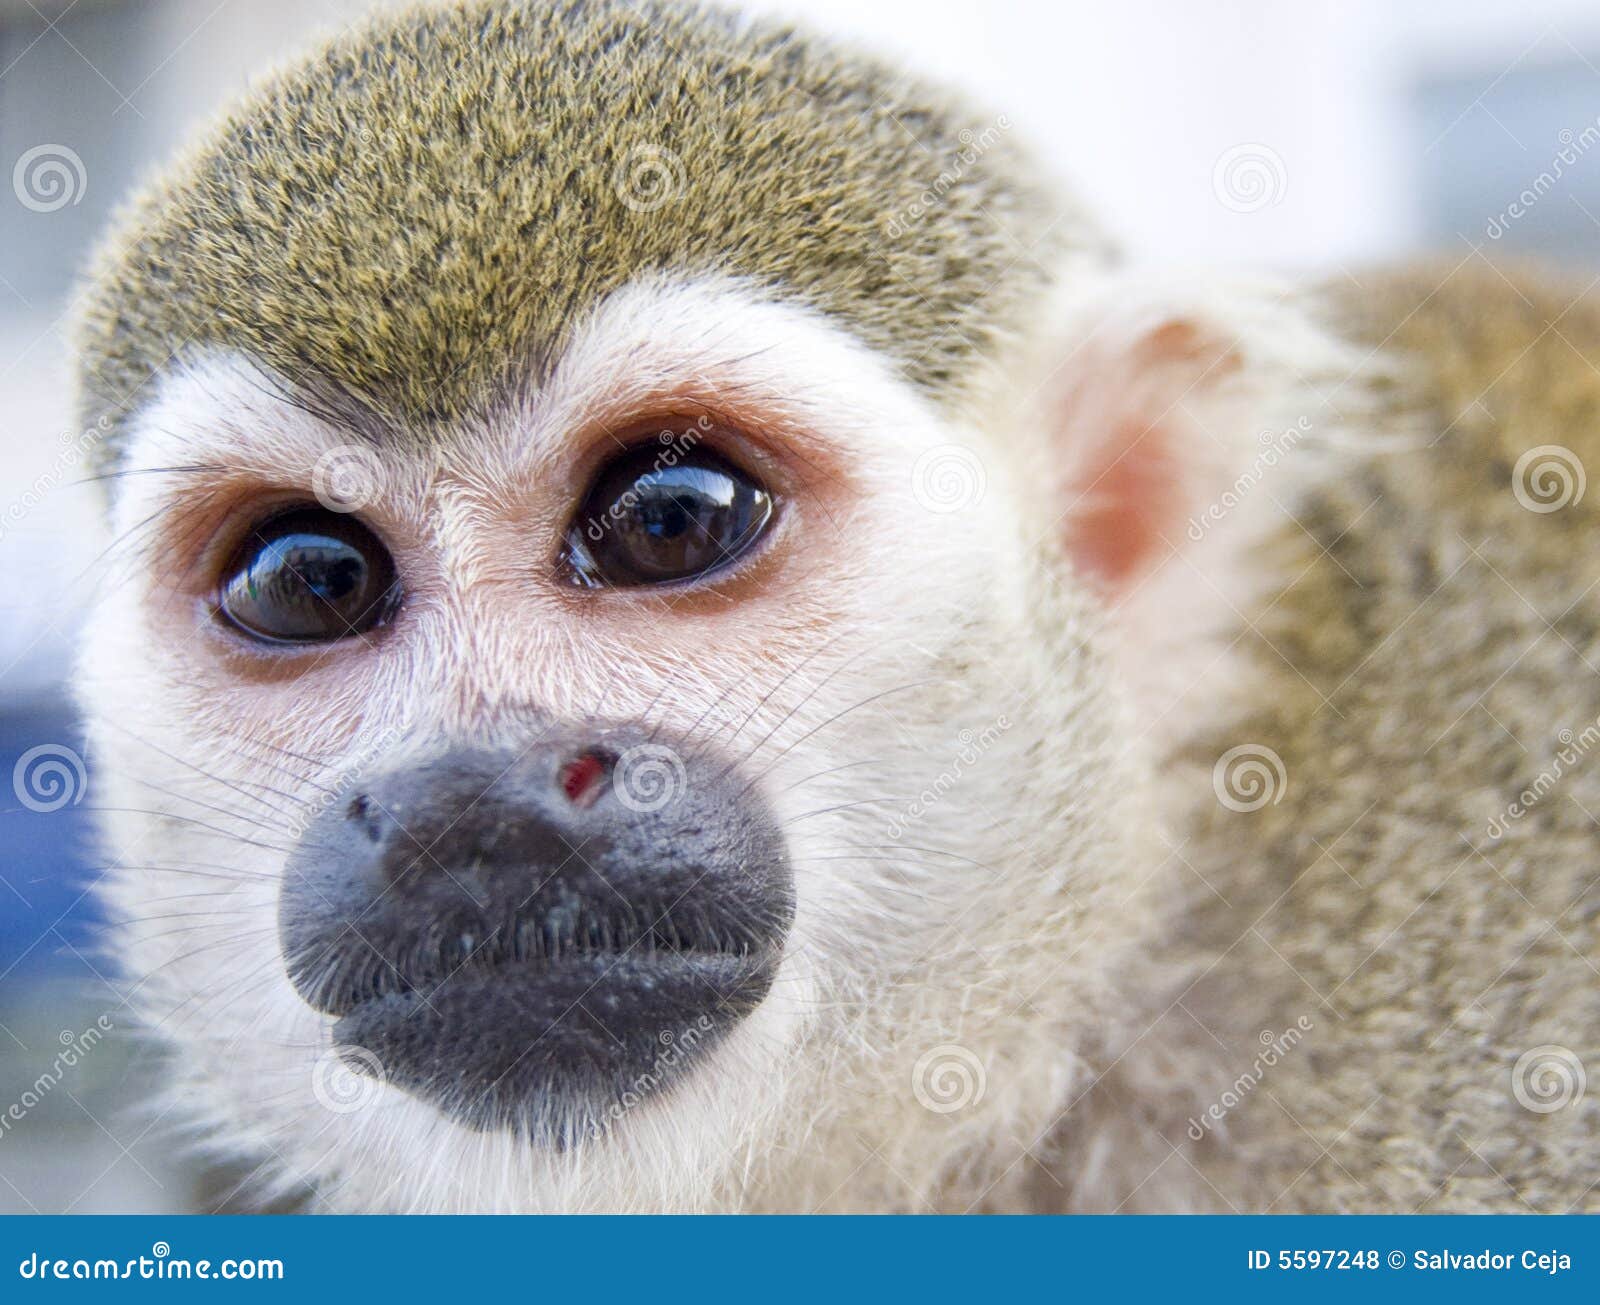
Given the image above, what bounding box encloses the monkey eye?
[561,443,775,588]
[215,507,400,644]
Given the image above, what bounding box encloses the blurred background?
[4,0,1600,1213]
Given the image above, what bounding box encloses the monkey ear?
[1013,273,1367,722]
[1030,273,1353,599]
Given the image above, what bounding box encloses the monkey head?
[70,0,1351,1212]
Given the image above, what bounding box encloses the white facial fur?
[77,270,1342,1212]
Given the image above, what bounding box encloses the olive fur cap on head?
[72,0,1102,469]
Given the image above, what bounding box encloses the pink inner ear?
[1056,317,1242,594]
[1064,416,1188,592]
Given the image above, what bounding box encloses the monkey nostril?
[557,750,610,808]
[346,794,384,843]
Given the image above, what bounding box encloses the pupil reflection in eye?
[217,508,399,644]
[257,539,360,603]
[564,442,775,588]
[640,467,732,536]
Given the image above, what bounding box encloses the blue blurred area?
[0,702,104,982]
[1418,58,1600,262]
[0,703,193,1215]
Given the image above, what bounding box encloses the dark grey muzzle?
[278,724,793,1143]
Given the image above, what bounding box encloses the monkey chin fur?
[68,0,1600,1215]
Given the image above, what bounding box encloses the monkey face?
[73,0,1333,1213]
[78,272,1143,1211]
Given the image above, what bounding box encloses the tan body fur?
[1159,267,1600,1213]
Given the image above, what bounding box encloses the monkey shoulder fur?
[69,0,1597,1213]
[1125,265,1600,1214]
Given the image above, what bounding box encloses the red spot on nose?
[558,751,608,807]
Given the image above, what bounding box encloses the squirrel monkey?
[69,0,1597,1212]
